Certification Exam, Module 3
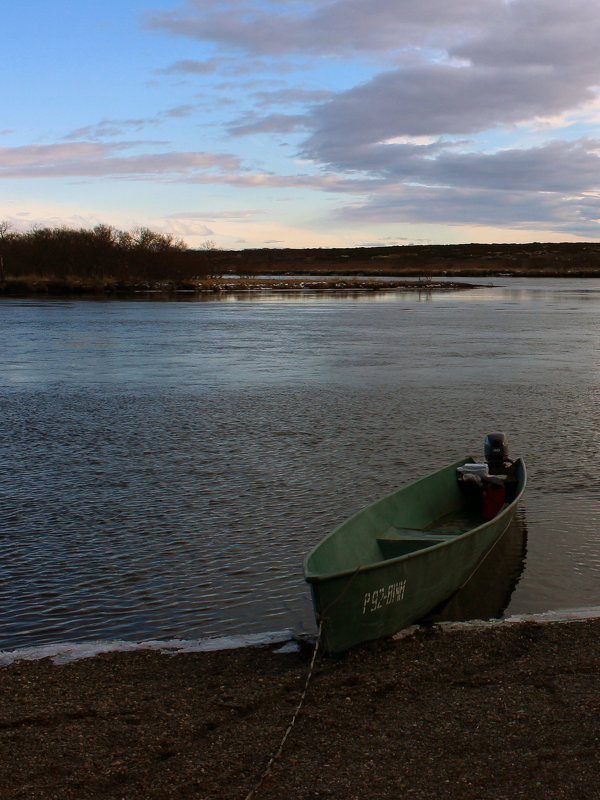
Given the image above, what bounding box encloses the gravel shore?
[2,619,600,799]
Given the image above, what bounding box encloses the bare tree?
[0,220,11,280]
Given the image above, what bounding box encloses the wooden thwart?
[383,526,467,539]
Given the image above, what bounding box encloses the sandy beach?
[1,619,600,799]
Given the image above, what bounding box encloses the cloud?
[0,139,380,192]
[451,0,600,71]
[336,182,600,236]
[156,2,600,194]
[303,62,596,152]
[250,88,333,108]
[145,0,498,58]
[312,137,600,235]
[180,171,382,192]
[299,138,600,194]
[156,58,220,75]
[156,56,295,78]
[64,120,152,140]
[161,104,198,119]
[227,112,309,135]
[149,0,600,149]
[162,219,215,237]
[168,209,264,219]
[420,140,600,194]
[63,106,200,141]
[0,142,242,179]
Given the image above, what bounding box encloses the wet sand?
[2,619,600,799]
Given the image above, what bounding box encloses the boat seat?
[377,534,457,560]
[383,526,466,539]
[376,526,467,560]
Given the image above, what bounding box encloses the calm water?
[1,279,600,650]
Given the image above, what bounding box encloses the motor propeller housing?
[484,432,509,473]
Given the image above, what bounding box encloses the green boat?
[304,434,527,655]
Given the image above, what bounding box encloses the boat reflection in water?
[422,509,528,625]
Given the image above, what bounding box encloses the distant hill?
[210,242,600,277]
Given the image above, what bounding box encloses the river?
[1,278,599,650]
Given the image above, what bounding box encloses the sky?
[4,0,600,249]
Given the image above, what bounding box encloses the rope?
[243,568,360,798]
[319,565,362,619]
[457,520,511,591]
[244,620,323,800]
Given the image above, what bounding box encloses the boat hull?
[304,458,526,654]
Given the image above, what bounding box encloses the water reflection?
[214,288,453,303]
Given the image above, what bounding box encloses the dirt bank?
[2,619,599,799]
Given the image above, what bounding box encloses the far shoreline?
[0,275,485,298]
[4,267,600,300]
[5,237,600,300]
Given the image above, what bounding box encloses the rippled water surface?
[2,279,600,650]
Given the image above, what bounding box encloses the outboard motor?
[484,432,509,475]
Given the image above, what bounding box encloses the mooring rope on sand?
[243,569,363,798]
[244,620,323,800]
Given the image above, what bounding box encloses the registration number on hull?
[362,580,406,614]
